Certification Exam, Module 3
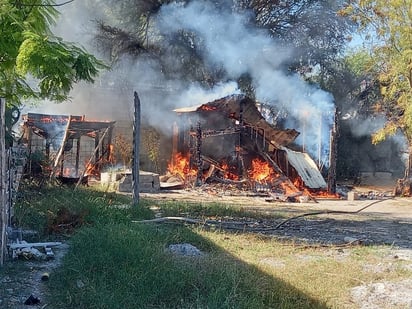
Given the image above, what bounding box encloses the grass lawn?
[12,185,410,308]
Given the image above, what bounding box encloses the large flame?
[249,158,272,182]
[221,162,239,180]
[168,152,197,178]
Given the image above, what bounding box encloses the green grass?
[144,199,281,220]
[49,223,324,309]
[12,184,411,309]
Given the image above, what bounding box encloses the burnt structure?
[172,94,327,193]
[22,113,115,183]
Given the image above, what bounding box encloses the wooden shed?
[22,113,115,183]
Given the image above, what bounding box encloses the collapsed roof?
[174,94,300,147]
[22,113,115,140]
[173,94,327,190]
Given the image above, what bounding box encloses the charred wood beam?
[327,109,338,193]
[255,144,301,195]
[200,155,225,172]
[189,127,240,138]
[206,175,248,185]
[75,137,81,176]
[238,99,245,179]
[195,121,202,187]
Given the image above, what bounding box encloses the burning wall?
[168,94,328,197]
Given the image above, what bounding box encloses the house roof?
[22,113,115,139]
[173,94,299,146]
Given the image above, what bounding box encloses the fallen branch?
[133,217,254,231]
[133,217,203,224]
[132,198,392,233]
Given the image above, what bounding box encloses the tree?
[340,0,412,178]
[237,0,354,78]
[0,0,106,107]
[92,0,354,92]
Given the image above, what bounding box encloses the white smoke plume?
[25,0,335,165]
[157,1,335,165]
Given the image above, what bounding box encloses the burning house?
[21,113,115,184]
[167,94,329,199]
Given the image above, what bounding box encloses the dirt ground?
[1,180,411,308]
[139,181,412,308]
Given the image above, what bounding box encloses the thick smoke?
[157,1,335,165]
[26,0,335,165]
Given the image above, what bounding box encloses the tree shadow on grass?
[48,223,329,309]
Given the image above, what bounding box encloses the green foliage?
[344,48,375,77]
[14,185,323,308]
[141,126,161,170]
[0,0,106,105]
[13,185,140,237]
[155,200,279,220]
[341,0,412,144]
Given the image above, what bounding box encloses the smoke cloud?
[157,1,335,165]
[25,0,335,165]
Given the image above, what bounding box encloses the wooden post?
[75,137,81,177]
[0,98,6,266]
[327,109,338,193]
[94,132,100,163]
[238,99,244,179]
[195,121,202,186]
[171,122,178,170]
[132,92,141,206]
[106,125,114,162]
[50,116,72,179]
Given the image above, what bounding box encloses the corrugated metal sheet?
[282,147,327,189]
[173,104,203,113]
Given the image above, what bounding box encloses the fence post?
[132,91,141,206]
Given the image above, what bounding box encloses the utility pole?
[132,92,141,206]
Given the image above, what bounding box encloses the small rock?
[167,243,204,257]
[344,236,360,244]
[76,279,85,289]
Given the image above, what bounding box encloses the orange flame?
[249,158,272,182]
[108,144,115,163]
[85,162,99,176]
[168,153,197,178]
[199,105,217,111]
[221,162,239,180]
[280,181,300,195]
[312,190,341,199]
[62,167,73,177]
